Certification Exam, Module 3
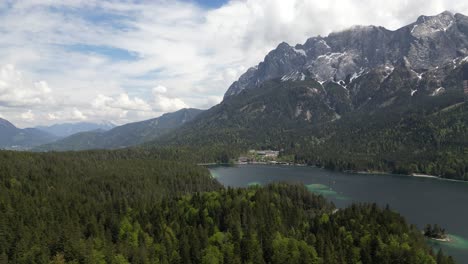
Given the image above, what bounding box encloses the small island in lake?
[424,224,451,242]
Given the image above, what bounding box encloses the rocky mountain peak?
[276,42,292,51]
[416,11,454,24]
[411,11,455,37]
[224,11,468,98]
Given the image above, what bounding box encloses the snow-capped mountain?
[225,11,468,98]
[150,11,468,155]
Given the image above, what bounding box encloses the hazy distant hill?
[35,121,116,138]
[0,118,57,150]
[36,108,203,151]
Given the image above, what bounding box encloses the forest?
[150,86,468,181]
[290,95,468,181]
[0,150,455,263]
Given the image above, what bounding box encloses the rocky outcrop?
[224,11,468,98]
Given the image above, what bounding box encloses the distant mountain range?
[35,121,116,138]
[8,11,468,180]
[35,108,203,151]
[0,118,57,150]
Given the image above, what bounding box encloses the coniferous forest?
[0,150,455,263]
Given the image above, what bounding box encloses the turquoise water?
[305,183,350,200]
[210,164,468,263]
[429,234,468,250]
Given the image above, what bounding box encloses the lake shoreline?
[338,170,467,183]
[202,162,468,183]
[210,164,468,263]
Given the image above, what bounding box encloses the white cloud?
[206,96,223,106]
[153,85,168,94]
[72,108,87,120]
[113,94,151,112]
[93,93,150,112]
[90,93,154,123]
[0,64,54,108]
[151,85,188,111]
[154,95,188,112]
[1,0,468,127]
[21,110,34,121]
[47,113,58,120]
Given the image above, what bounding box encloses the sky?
[1,0,468,128]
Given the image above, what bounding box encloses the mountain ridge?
[35,108,203,151]
[35,121,116,138]
[225,11,468,98]
[0,118,58,150]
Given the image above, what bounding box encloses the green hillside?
[36,109,203,151]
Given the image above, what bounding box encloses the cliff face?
[225,11,468,98]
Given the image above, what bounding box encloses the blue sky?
[192,0,228,8]
[0,0,466,127]
[65,44,139,61]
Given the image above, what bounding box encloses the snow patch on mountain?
[350,68,366,82]
[318,39,331,49]
[416,72,423,80]
[430,87,445,96]
[281,71,306,82]
[293,48,307,57]
[317,52,346,62]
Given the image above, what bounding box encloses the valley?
[1,6,468,263]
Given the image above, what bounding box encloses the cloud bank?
[0,0,467,127]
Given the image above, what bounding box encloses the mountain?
[151,11,468,181]
[36,108,203,151]
[35,121,116,138]
[0,118,58,150]
[225,11,468,97]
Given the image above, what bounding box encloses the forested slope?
[36,109,203,151]
[291,93,468,180]
[151,78,468,180]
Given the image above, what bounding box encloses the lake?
[210,164,468,263]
